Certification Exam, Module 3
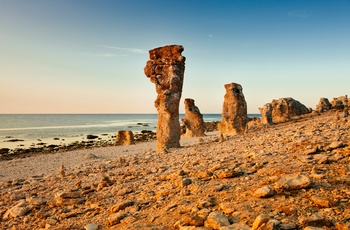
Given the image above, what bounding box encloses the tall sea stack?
[144,45,186,151]
[218,82,248,135]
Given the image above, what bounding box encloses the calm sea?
[0,113,260,143]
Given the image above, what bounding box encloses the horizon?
[1,0,349,114]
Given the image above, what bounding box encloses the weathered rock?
[3,200,32,219]
[182,98,205,137]
[221,223,251,230]
[107,212,128,225]
[252,214,271,230]
[253,186,275,198]
[304,227,325,230]
[259,97,310,124]
[86,134,99,140]
[316,98,332,112]
[298,214,331,227]
[310,196,334,208]
[144,45,186,151]
[331,96,348,110]
[54,191,84,206]
[110,201,135,213]
[114,130,134,146]
[275,174,312,191]
[84,223,99,230]
[218,82,248,135]
[204,211,230,229]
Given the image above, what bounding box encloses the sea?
[0,114,261,149]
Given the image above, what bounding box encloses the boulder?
[259,97,310,124]
[182,98,205,137]
[114,130,134,146]
[144,45,186,151]
[218,82,248,135]
[316,98,332,112]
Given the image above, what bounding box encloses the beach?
[0,110,350,229]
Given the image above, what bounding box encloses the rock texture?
[331,96,348,110]
[259,97,310,124]
[182,98,205,137]
[144,45,186,151]
[315,97,332,112]
[114,130,134,146]
[218,83,248,135]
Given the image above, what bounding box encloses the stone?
[275,174,312,191]
[344,95,349,117]
[220,223,251,230]
[54,191,84,206]
[110,201,135,213]
[204,211,230,229]
[182,98,205,137]
[316,98,332,112]
[86,134,99,140]
[218,82,248,135]
[310,196,334,208]
[84,223,99,230]
[253,186,275,198]
[107,212,128,226]
[335,222,350,230]
[331,96,348,110]
[114,130,134,146]
[144,45,186,151]
[182,214,205,227]
[259,97,310,124]
[252,214,270,230]
[298,214,331,227]
[3,200,32,219]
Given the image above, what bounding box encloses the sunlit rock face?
[316,98,332,113]
[182,98,205,137]
[144,45,185,151]
[218,82,248,135]
[259,97,310,125]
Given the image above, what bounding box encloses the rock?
[181,214,205,227]
[144,44,186,151]
[107,212,128,225]
[298,214,331,227]
[84,223,99,230]
[110,201,135,213]
[221,223,251,230]
[331,96,348,110]
[328,141,344,150]
[316,98,332,112]
[86,135,99,140]
[252,214,270,230]
[3,200,32,219]
[259,97,310,124]
[204,211,230,229]
[0,148,10,154]
[54,191,84,206]
[304,227,325,230]
[253,186,275,198]
[218,82,248,135]
[310,196,334,208]
[275,174,312,191]
[114,130,134,146]
[335,222,350,230]
[182,98,205,137]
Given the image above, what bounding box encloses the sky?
[0,0,349,114]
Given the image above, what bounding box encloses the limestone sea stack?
[144,45,186,151]
[218,82,248,135]
[182,98,205,137]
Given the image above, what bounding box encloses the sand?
[1,110,350,230]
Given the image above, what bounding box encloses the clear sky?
[1,0,349,114]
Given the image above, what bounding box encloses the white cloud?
[288,10,311,18]
[98,45,147,54]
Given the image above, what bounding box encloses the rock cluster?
[259,97,311,125]
[316,98,332,112]
[182,98,205,137]
[144,45,186,151]
[218,83,248,135]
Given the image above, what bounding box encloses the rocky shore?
[0,110,349,229]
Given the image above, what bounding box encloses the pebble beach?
[0,110,350,230]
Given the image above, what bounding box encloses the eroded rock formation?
[114,130,134,146]
[330,96,349,110]
[259,97,310,124]
[182,98,205,137]
[144,45,185,151]
[218,83,248,135]
[316,98,332,112]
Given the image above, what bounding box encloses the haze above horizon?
[1,0,349,114]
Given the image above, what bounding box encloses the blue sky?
[1,0,349,114]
